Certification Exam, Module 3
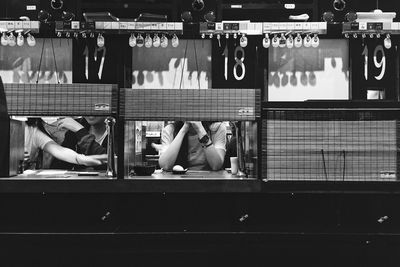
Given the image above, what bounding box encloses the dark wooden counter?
[0,170,260,193]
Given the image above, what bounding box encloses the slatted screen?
[121,89,260,121]
[4,83,118,116]
[262,110,398,181]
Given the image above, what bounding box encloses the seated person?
[49,116,108,169]
[25,119,102,169]
[158,121,226,171]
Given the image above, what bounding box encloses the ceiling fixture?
[171,34,179,48]
[38,10,52,23]
[333,0,346,11]
[192,0,205,11]
[1,33,8,46]
[16,31,24,46]
[160,34,168,48]
[62,11,75,22]
[204,10,216,22]
[181,11,193,22]
[8,33,16,47]
[27,33,36,46]
[129,33,136,47]
[153,34,161,48]
[51,0,64,10]
[97,33,105,48]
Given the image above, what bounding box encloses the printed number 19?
[362,44,386,81]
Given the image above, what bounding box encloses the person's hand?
[151,143,163,152]
[180,122,191,134]
[76,154,103,166]
[188,121,206,136]
[57,117,84,132]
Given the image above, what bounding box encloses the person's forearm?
[204,146,225,170]
[44,142,81,165]
[159,130,186,170]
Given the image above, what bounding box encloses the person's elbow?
[158,156,173,171]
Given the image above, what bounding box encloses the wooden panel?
[262,111,398,181]
[121,88,260,121]
[4,83,118,116]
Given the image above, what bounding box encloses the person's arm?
[43,141,102,166]
[191,121,226,171]
[158,122,189,171]
[57,117,107,155]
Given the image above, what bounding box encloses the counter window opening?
[124,120,258,179]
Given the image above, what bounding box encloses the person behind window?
[24,119,102,169]
[49,116,108,169]
[158,121,226,171]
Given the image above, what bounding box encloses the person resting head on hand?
[157,121,226,171]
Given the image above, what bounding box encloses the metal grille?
[4,83,118,116]
[121,88,260,121]
[262,110,399,181]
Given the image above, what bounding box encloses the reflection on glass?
[267,39,349,101]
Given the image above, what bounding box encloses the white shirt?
[25,125,53,163]
[161,122,226,170]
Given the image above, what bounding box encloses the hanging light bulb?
[160,34,168,48]
[362,33,366,39]
[1,32,8,46]
[172,34,179,48]
[73,32,78,38]
[263,33,270,48]
[286,34,294,49]
[17,32,24,46]
[145,34,152,48]
[27,33,36,46]
[384,34,391,49]
[344,33,349,38]
[65,32,70,38]
[376,33,381,39]
[278,33,286,48]
[233,33,237,39]
[56,31,62,37]
[303,34,312,47]
[225,33,229,39]
[97,33,105,48]
[153,33,160,48]
[294,33,302,48]
[209,33,213,39]
[240,34,248,48]
[311,34,319,48]
[8,33,16,47]
[129,33,136,47]
[352,33,358,38]
[201,33,205,39]
[369,33,374,38]
[271,34,280,48]
[81,32,87,38]
[90,32,95,38]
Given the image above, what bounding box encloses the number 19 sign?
[353,38,396,100]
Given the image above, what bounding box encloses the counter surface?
[0,169,260,193]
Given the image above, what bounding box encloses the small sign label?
[26,5,36,10]
[238,107,254,116]
[231,4,242,8]
[379,171,396,179]
[284,4,295,9]
[94,103,110,111]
